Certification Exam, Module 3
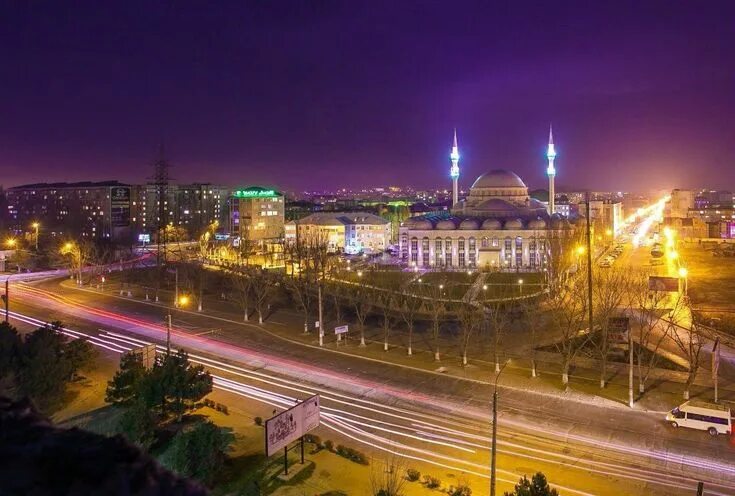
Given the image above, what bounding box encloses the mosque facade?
[398,129,575,270]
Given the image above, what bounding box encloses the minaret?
[546,124,556,216]
[450,129,460,206]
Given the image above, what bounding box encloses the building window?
[422,237,430,267]
[492,237,499,247]
[515,236,523,267]
[458,237,465,267]
[504,237,512,266]
[435,238,443,266]
[469,237,476,266]
[529,238,537,268]
[411,237,418,264]
[481,237,489,248]
[445,239,452,267]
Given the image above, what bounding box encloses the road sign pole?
[4,279,8,323]
[284,446,288,475]
[300,436,305,464]
[166,312,172,355]
[318,284,324,347]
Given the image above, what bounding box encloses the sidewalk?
[58,277,735,414]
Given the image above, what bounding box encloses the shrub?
[422,475,441,489]
[335,444,368,465]
[324,439,334,451]
[254,416,263,426]
[447,485,472,496]
[406,468,421,482]
[304,433,322,445]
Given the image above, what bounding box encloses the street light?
[490,359,511,496]
[6,239,16,248]
[575,245,585,256]
[167,294,190,354]
[518,278,524,295]
[31,222,40,251]
[678,266,688,296]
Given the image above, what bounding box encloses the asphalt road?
[9,277,735,496]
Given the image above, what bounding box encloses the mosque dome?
[471,170,527,189]
[528,217,547,230]
[481,218,503,229]
[405,217,433,230]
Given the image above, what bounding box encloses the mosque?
[398,128,575,270]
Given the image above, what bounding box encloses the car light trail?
[9,294,735,495]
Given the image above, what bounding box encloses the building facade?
[229,186,285,248]
[399,170,573,269]
[284,212,390,254]
[6,181,133,240]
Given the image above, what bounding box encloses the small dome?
[471,170,527,189]
[482,218,502,229]
[459,218,480,230]
[528,217,547,229]
[405,217,433,230]
[504,218,524,230]
[436,219,457,230]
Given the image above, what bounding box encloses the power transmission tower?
[150,144,171,267]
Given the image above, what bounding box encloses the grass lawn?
[680,243,735,309]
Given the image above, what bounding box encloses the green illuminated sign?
[234,189,277,198]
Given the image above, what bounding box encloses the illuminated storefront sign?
[234,189,277,198]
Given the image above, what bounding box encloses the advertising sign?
[265,394,320,456]
[648,276,680,292]
[608,317,629,344]
[334,325,349,335]
[111,186,131,227]
[138,233,151,244]
[234,188,278,198]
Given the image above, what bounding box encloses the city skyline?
[2,2,734,191]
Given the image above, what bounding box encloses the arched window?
[445,238,453,267]
[481,236,489,248]
[410,237,418,264]
[529,237,537,268]
[504,237,512,266]
[515,236,523,267]
[435,238,443,266]
[422,237,430,267]
[458,237,466,267]
[468,237,476,266]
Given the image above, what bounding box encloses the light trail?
[10,292,735,495]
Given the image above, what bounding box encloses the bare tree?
[628,270,674,395]
[420,276,449,361]
[252,269,278,324]
[485,286,513,373]
[519,294,545,378]
[229,268,254,322]
[548,273,590,389]
[349,284,373,347]
[593,266,630,388]
[669,297,705,400]
[397,291,422,356]
[457,302,483,366]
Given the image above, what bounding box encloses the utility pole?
[174,267,179,307]
[3,279,8,323]
[628,321,634,408]
[318,283,324,347]
[713,337,720,403]
[166,312,172,355]
[585,192,594,341]
[490,360,509,496]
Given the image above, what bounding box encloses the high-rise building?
[6,181,133,241]
[229,186,285,248]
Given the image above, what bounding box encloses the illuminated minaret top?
[546,124,556,216]
[450,128,460,206]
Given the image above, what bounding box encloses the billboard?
[335,325,349,335]
[648,276,680,292]
[110,186,131,227]
[265,394,320,456]
[608,317,629,344]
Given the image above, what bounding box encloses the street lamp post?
[490,359,510,496]
[518,278,524,295]
[32,222,40,251]
[678,266,688,297]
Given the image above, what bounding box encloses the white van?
[666,400,732,436]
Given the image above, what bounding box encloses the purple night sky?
[1,1,734,192]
